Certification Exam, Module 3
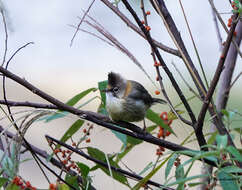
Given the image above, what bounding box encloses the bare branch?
[70,0,96,46]
[0,8,8,67]
[100,0,181,57]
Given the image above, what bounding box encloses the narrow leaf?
[165,153,178,179]
[216,135,228,149]
[87,147,129,186]
[45,88,97,122]
[218,171,239,190]
[0,177,8,187]
[226,146,242,162]
[60,120,84,143]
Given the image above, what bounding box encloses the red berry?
[145,25,151,31]
[146,11,151,15]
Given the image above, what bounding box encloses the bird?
[103,72,166,129]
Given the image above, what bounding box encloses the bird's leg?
[142,119,147,131]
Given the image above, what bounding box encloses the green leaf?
[98,80,108,116]
[165,153,178,179]
[220,166,242,174]
[216,135,228,149]
[127,125,157,146]
[77,162,90,178]
[58,183,70,190]
[207,131,218,145]
[66,88,97,106]
[138,162,153,176]
[146,109,175,135]
[6,183,20,190]
[98,80,108,106]
[132,156,170,190]
[0,177,8,187]
[115,125,158,163]
[87,147,129,186]
[65,174,80,190]
[218,171,240,190]
[44,88,97,122]
[166,174,209,187]
[60,119,84,143]
[175,164,185,180]
[111,129,127,147]
[226,146,242,162]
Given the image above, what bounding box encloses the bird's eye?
[113,87,119,93]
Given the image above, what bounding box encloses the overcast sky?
[1,0,240,101]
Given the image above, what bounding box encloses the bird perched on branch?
[103,72,166,129]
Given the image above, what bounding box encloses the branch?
[70,0,96,46]
[0,8,8,67]
[0,126,97,190]
[120,0,197,126]
[196,14,240,151]
[0,66,217,166]
[100,0,181,57]
[46,135,174,190]
[150,0,207,98]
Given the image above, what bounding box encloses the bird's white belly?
[106,93,125,119]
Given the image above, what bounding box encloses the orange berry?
[145,25,151,31]
[62,159,68,165]
[156,150,163,156]
[141,20,145,24]
[26,181,31,188]
[154,61,161,67]
[228,23,231,27]
[83,128,87,133]
[159,146,165,151]
[86,138,91,143]
[155,90,160,95]
[160,112,168,120]
[146,11,151,15]
[49,183,56,190]
[72,142,77,146]
[156,76,159,81]
[166,131,171,136]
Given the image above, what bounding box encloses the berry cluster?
[155,112,173,156]
[227,16,233,27]
[174,157,181,167]
[50,123,94,173]
[157,112,172,139]
[141,10,151,31]
[12,176,36,190]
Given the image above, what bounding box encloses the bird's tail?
[152,98,167,104]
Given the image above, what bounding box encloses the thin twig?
[171,62,201,101]
[230,71,242,90]
[70,0,95,46]
[178,0,209,90]
[100,0,181,57]
[207,0,242,58]
[0,126,97,190]
[0,8,8,67]
[196,13,239,151]
[0,66,219,165]
[5,42,34,68]
[81,14,157,88]
[121,0,197,125]
[210,0,223,51]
